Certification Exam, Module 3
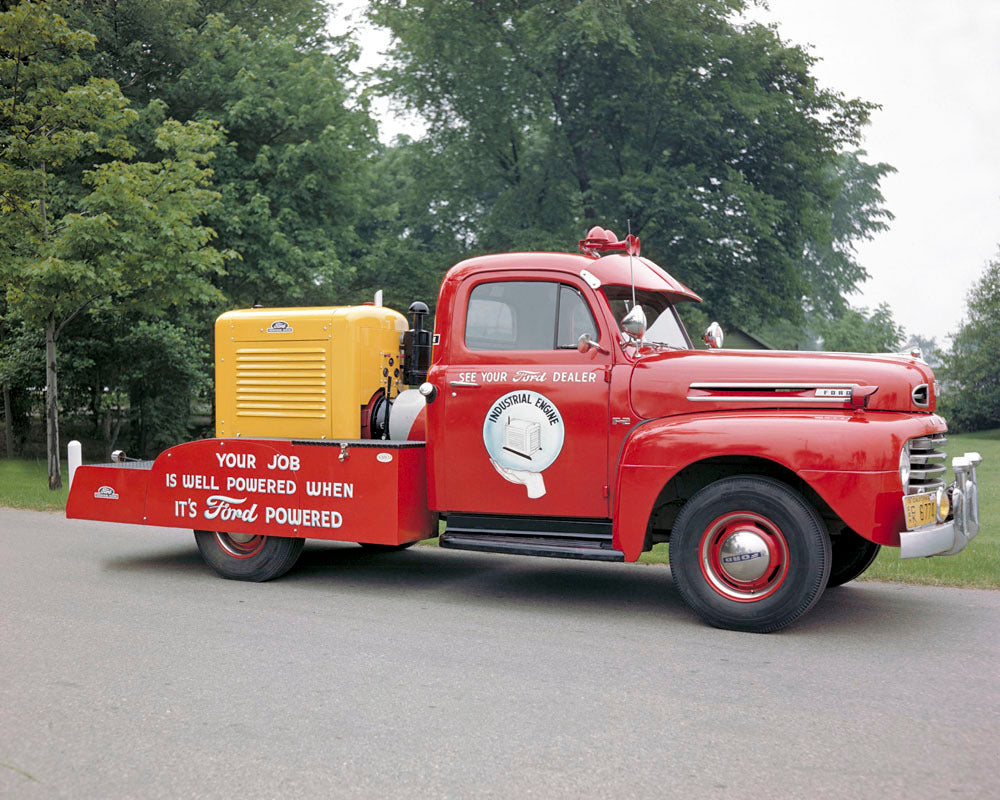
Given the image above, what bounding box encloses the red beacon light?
[579,225,640,258]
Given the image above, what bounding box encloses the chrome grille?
[907,433,947,495]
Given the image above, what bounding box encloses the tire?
[194,530,304,582]
[826,528,881,588]
[358,541,417,553]
[668,476,831,633]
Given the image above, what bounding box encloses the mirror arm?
[577,333,610,355]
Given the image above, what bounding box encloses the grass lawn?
[0,458,69,512]
[3,429,997,588]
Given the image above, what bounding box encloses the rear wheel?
[194,530,304,582]
[827,528,881,587]
[668,476,831,633]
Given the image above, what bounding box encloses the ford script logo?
[722,551,762,564]
[266,320,293,334]
[376,453,393,463]
[94,485,119,500]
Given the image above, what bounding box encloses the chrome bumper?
[900,452,982,558]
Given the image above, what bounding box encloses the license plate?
[903,492,937,529]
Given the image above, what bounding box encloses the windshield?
[602,286,692,349]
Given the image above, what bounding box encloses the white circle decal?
[376,452,393,463]
[483,390,564,499]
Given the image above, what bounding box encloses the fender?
[611,409,947,560]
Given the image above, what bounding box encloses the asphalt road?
[1,508,998,800]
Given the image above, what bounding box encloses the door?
[439,275,612,519]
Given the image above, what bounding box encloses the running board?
[441,514,624,562]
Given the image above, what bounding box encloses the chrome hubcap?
[214,531,264,558]
[699,512,789,602]
[717,529,771,582]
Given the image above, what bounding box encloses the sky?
[330,1,1000,347]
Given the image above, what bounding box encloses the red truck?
[66,227,983,632]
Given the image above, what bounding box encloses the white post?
[68,440,82,488]
[374,289,383,307]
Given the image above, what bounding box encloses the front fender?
[611,410,946,560]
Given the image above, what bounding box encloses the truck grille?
[234,347,328,419]
[907,433,947,495]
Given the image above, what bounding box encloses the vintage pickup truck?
[66,226,983,632]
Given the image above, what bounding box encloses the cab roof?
[443,251,702,304]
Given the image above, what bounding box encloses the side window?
[465,282,558,350]
[465,280,599,351]
[557,285,598,347]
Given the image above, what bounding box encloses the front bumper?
[900,452,982,558]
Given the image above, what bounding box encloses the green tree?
[940,254,1000,432]
[5,1,379,469]
[56,0,379,308]
[904,333,942,369]
[368,0,889,325]
[817,303,904,353]
[1,2,227,487]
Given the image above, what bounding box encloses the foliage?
[348,137,467,312]
[59,313,211,457]
[939,254,1000,432]
[368,0,889,327]
[904,333,943,369]
[816,303,904,353]
[57,0,380,308]
[804,150,895,314]
[0,1,228,484]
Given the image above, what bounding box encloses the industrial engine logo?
[94,485,119,500]
[266,320,293,334]
[482,390,564,499]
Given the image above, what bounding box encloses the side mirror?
[703,321,724,349]
[621,305,647,341]
[577,333,609,355]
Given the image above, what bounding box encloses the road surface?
[1,508,997,799]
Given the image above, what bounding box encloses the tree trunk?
[2,380,13,458]
[45,318,62,490]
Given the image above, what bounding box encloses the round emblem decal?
[483,390,565,499]
[376,452,393,463]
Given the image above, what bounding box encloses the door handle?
[449,380,481,388]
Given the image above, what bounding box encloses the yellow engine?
[215,305,409,440]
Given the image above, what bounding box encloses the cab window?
[465,281,598,351]
[602,286,691,349]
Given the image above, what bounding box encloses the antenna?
[627,219,636,309]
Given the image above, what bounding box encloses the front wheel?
[668,476,831,633]
[194,531,304,582]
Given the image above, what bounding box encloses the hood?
[629,349,937,418]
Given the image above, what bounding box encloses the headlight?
[935,486,950,522]
[899,444,911,489]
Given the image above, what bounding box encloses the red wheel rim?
[214,532,265,559]
[698,512,789,602]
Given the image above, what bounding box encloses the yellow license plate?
[903,492,937,529]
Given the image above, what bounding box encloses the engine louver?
[234,347,328,420]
